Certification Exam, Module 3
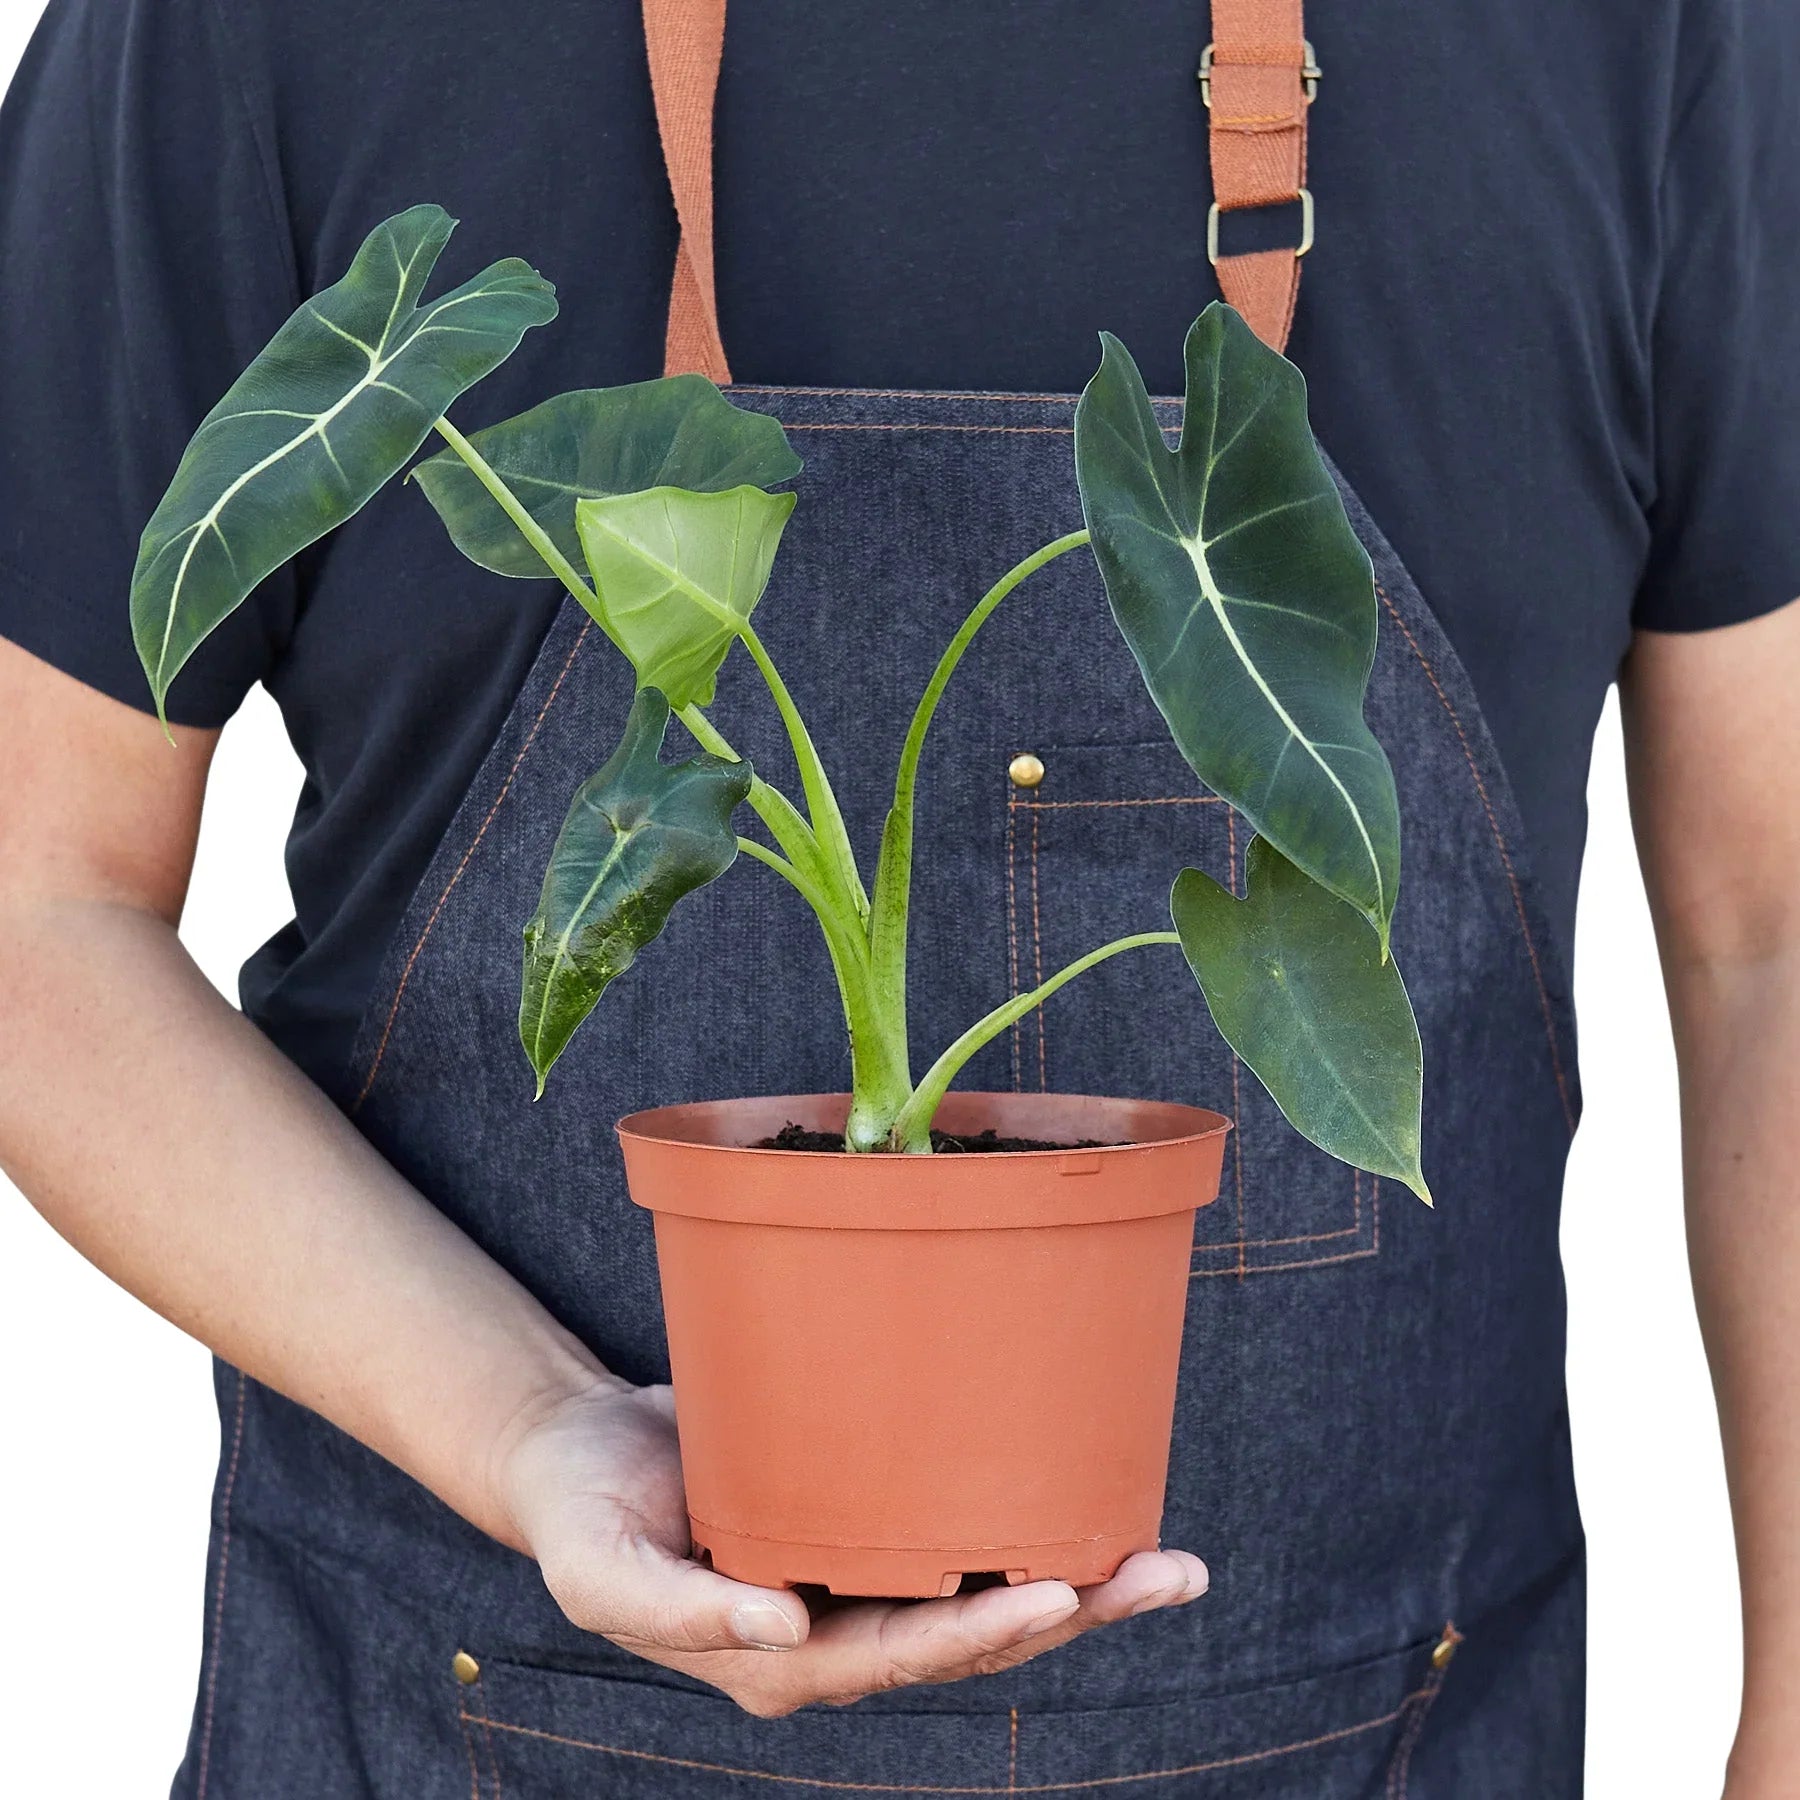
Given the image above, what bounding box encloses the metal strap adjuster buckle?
[1198,40,1321,109]
[1207,188,1315,266]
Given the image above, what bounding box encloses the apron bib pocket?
[1002,738,1379,1277]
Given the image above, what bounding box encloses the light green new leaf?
[130,204,557,722]
[574,485,796,709]
[1172,837,1429,1202]
[411,376,802,577]
[1075,304,1401,948]
[521,688,752,1095]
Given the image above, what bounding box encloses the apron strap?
[1204,0,1314,353]
[642,0,1314,377]
[642,0,732,381]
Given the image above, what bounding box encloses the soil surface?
[755,1124,1120,1154]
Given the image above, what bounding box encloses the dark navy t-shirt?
[2,0,1798,1097]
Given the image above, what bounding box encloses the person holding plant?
[3,1,1800,1795]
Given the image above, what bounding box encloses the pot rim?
[616,1091,1232,1159]
[616,1093,1232,1229]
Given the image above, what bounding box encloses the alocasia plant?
[132,206,1429,1200]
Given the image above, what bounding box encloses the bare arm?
[0,635,1202,1714]
[1621,603,1800,1792]
[0,636,613,1546]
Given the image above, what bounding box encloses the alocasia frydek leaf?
[411,376,802,577]
[521,688,752,1095]
[1172,836,1429,1202]
[574,485,796,709]
[1075,303,1402,950]
[130,204,557,723]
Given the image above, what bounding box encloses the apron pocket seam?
[1382,1621,1462,1799]
[461,1629,1453,1793]
[351,618,594,1114]
[1373,580,1576,1135]
[457,1697,1438,1794]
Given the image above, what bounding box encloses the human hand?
[495,1375,1208,1717]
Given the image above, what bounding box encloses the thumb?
[547,1532,812,1655]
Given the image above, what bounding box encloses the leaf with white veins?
[130,204,556,723]
[1076,304,1401,948]
[520,689,751,1094]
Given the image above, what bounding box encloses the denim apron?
[174,6,1585,1796]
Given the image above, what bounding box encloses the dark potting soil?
[755,1124,1120,1154]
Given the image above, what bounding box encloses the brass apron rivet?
[1008,752,1046,789]
[1430,1631,1458,1671]
[451,1650,481,1685]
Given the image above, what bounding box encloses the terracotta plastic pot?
[618,1091,1229,1598]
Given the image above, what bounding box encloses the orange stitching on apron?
[463,1683,1433,1792]
[1374,585,1576,1134]
[194,1368,247,1800]
[1195,1250,1375,1275]
[1029,806,1046,1090]
[1207,1219,1360,1248]
[353,622,593,1112]
[1005,788,1023,1092]
[1010,795,1227,811]
[784,423,1077,436]
[1194,1167,1365,1253]
[475,1671,504,1799]
[457,1692,483,1800]
[738,385,1188,412]
[1193,1180,1382,1276]
[1385,1624,1461,1798]
[1007,1708,1020,1792]
[733,386,1180,408]
[1226,809,1247,1274]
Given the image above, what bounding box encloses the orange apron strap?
[644,0,1310,376]
[1204,0,1315,354]
[642,0,732,381]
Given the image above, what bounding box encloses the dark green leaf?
[521,689,752,1094]
[1172,837,1429,1201]
[574,485,796,709]
[411,376,802,577]
[1075,304,1401,948]
[131,204,556,722]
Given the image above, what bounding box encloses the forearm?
[1665,946,1800,1784]
[0,895,612,1552]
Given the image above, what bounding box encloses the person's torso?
[170,7,1628,1790]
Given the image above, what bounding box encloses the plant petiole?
[430,417,598,613]
[735,622,870,926]
[735,836,855,946]
[866,529,1092,1086]
[890,929,1182,1151]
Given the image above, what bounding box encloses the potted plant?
[132,205,1428,1598]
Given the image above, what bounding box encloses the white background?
[0,6,1741,1793]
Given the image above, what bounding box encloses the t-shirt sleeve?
[1634,0,1800,633]
[0,0,300,725]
